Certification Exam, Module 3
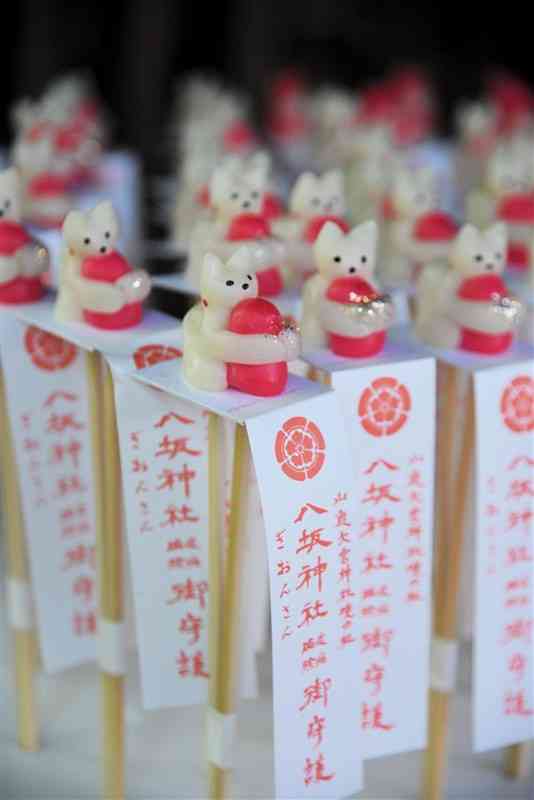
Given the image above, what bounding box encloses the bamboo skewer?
[209,422,250,800]
[504,743,532,779]
[87,353,125,800]
[0,369,39,752]
[423,372,475,800]
[207,413,223,799]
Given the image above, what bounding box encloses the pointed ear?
[249,150,271,174]
[485,222,507,252]
[1,166,20,192]
[246,160,268,191]
[227,244,253,272]
[290,172,317,210]
[91,200,118,229]
[62,209,85,247]
[349,219,378,250]
[210,164,233,205]
[313,220,344,261]
[202,252,224,280]
[322,169,343,194]
[451,223,480,263]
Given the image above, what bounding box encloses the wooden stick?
[0,368,39,752]
[504,743,532,780]
[423,370,475,800]
[209,422,250,800]
[87,353,124,800]
[207,413,223,798]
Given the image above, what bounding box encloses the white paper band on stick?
[7,578,34,631]
[98,619,127,676]
[431,636,459,693]
[206,707,237,769]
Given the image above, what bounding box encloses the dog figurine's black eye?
[225,280,235,286]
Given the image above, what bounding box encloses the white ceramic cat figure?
[272,169,348,281]
[55,201,150,323]
[0,167,49,301]
[416,223,523,353]
[466,141,534,271]
[183,247,300,392]
[519,232,534,346]
[172,143,221,251]
[455,102,497,195]
[187,156,287,294]
[301,220,394,354]
[13,131,72,228]
[309,88,356,167]
[346,127,395,223]
[380,166,458,287]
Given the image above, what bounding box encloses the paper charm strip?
[113,370,210,710]
[247,391,363,800]
[331,357,436,759]
[0,318,97,672]
[473,362,534,751]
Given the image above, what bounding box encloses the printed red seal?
[274,416,326,481]
[500,375,534,433]
[133,343,183,370]
[358,376,411,437]
[24,326,77,371]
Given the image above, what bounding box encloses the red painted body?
[81,250,142,329]
[326,276,386,358]
[226,297,288,396]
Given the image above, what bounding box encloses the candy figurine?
[55,200,151,328]
[416,223,523,353]
[519,232,534,346]
[272,169,349,283]
[13,131,72,229]
[183,247,300,394]
[346,126,395,223]
[380,166,458,287]
[187,157,288,296]
[466,141,534,272]
[0,167,49,304]
[455,101,498,196]
[301,220,394,356]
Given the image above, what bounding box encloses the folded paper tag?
[206,707,237,770]
[7,578,34,631]
[98,618,127,676]
[430,636,459,692]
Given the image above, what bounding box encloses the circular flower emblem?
[24,326,77,371]
[501,375,534,433]
[133,343,182,370]
[274,416,326,481]
[358,376,411,437]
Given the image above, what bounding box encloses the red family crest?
[24,326,77,371]
[358,376,411,437]
[133,344,183,370]
[501,375,534,433]
[275,416,326,481]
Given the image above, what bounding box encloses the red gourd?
[81,250,143,330]
[326,276,386,358]
[225,213,283,297]
[226,297,288,396]
[457,273,513,354]
[0,221,44,304]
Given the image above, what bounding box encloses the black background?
[2,0,532,164]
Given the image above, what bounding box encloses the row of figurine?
[170,66,435,174]
[172,146,534,312]
[0,165,528,398]
[7,73,108,230]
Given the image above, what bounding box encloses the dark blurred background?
[3,0,533,166]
